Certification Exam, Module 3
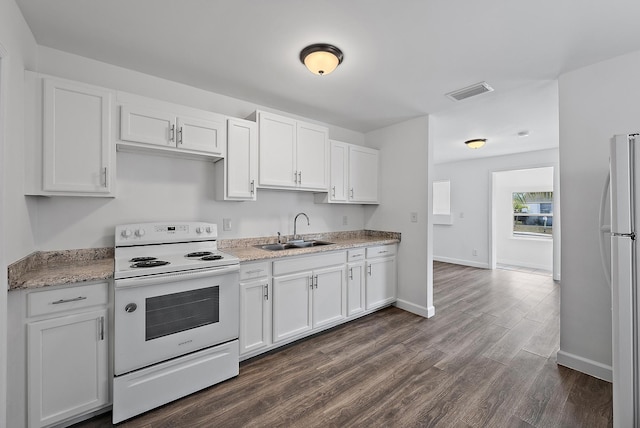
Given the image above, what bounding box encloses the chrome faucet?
[293,212,310,241]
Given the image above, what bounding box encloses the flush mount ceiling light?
[300,44,344,76]
[465,138,486,149]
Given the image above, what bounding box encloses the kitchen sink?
[256,240,334,251]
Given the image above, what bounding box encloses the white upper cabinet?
[177,116,224,154]
[258,112,297,188]
[118,93,226,159]
[296,122,329,190]
[349,145,379,203]
[216,118,258,201]
[257,111,328,191]
[315,141,379,204]
[329,140,348,202]
[120,104,174,147]
[24,72,115,197]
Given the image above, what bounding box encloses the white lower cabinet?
[272,272,313,342]
[239,262,271,356]
[272,252,346,344]
[365,245,397,310]
[347,249,366,317]
[239,245,396,361]
[25,282,110,428]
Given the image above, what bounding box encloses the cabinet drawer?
[273,252,346,276]
[366,245,396,259]
[240,262,269,281]
[28,282,109,318]
[347,249,366,262]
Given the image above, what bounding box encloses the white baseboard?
[394,299,434,318]
[556,349,612,382]
[498,258,552,271]
[433,256,489,269]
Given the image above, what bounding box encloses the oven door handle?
[115,264,240,288]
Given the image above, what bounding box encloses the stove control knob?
[121,229,133,238]
[135,228,146,237]
[196,227,204,234]
[206,226,213,234]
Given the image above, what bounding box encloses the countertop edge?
[8,230,400,291]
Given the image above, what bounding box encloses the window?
[433,180,453,225]
[513,191,553,237]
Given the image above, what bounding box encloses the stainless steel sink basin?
[256,240,333,251]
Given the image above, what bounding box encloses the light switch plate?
[343,216,348,225]
[410,212,418,223]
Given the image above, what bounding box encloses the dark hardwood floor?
[76,262,613,427]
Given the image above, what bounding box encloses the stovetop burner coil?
[186,251,214,258]
[131,260,170,268]
[201,255,223,261]
[129,256,157,262]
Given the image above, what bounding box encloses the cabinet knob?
[125,303,138,313]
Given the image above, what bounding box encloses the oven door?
[114,265,239,376]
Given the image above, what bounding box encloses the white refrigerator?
[610,133,640,427]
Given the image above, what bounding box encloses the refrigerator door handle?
[613,232,636,240]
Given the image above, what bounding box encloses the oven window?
[145,286,220,341]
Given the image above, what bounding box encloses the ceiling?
[14,0,640,162]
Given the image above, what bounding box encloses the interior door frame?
[0,41,9,427]
[489,164,560,281]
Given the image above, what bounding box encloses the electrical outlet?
[472,248,478,256]
[342,215,348,226]
[410,212,418,223]
[460,212,465,219]
[223,218,232,231]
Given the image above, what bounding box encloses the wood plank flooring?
[75,262,612,427]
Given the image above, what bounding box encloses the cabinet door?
[296,122,329,190]
[272,272,312,342]
[240,278,270,355]
[120,104,175,147]
[43,78,113,194]
[258,112,297,188]
[365,257,397,310]
[28,309,108,428]
[226,118,257,200]
[347,262,365,317]
[329,141,348,202]
[313,266,346,328]
[177,115,226,155]
[349,146,379,203]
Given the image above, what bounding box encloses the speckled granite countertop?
[8,248,114,291]
[7,230,400,291]
[219,230,401,262]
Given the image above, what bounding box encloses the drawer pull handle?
[51,296,87,305]
[245,269,264,274]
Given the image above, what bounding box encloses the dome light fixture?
[465,138,486,149]
[300,44,344,76]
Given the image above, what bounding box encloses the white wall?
[494,167,554,271]
[557,49,640,381]
[364,116,434,318]
[433,149,559,269]
[25,47,369,251]
[0,0,38,425]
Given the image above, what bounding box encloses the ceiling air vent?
[446,82,494,101]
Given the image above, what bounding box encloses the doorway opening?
[490,166,559,279]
